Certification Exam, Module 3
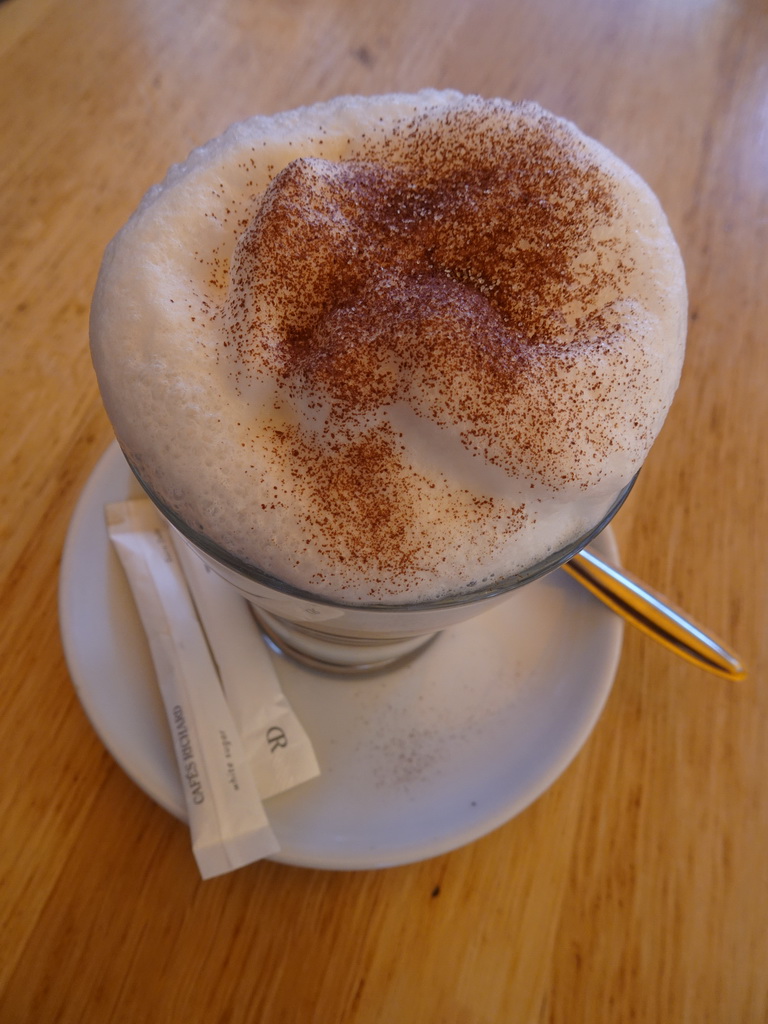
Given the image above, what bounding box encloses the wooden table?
[2,0,766,1019]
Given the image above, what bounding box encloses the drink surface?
[90,91,687,603]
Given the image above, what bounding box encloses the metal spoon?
[562,548,746,680]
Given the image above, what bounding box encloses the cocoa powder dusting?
[213,102,638,590]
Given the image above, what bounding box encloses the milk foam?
[91,91,687,603]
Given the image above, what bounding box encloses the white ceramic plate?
[59,443,623,870]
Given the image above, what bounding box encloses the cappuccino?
[91,91,686,604]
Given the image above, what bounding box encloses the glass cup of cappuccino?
[90,91,686,673]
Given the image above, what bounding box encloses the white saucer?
[59,443,623,871]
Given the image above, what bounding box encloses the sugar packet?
[106,499,280,878]
[169,529,320,799]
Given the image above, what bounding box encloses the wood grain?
[1,0,766,1020]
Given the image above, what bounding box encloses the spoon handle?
[563,548,746,680]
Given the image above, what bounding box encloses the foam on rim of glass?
[90,91,686,605]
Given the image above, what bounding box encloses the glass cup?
[128,453,635,675]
